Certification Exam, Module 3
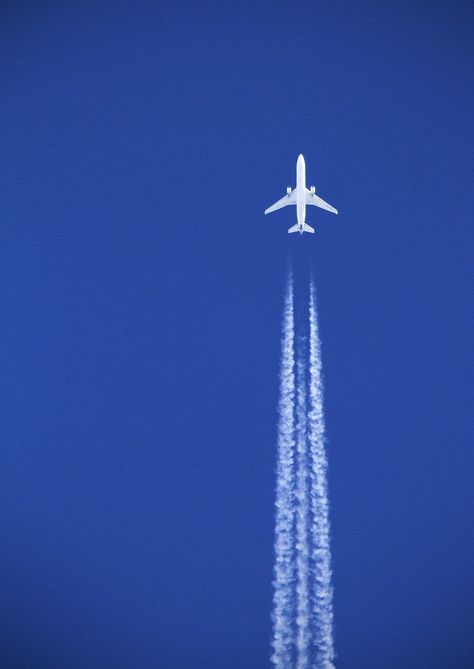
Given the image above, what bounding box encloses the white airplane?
[264,154,338,234]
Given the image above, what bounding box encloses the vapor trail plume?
[271,273,296,668]
[294,345,311,669]
[308,279,335,667]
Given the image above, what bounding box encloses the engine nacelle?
[310,186,316,194]
[286,187,292,195]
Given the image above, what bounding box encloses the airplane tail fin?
[288,223,314,234]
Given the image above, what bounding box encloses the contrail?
[271,273,335,669]
[308,278,335,668]
[294,343,311,669]
[271,273,296,668]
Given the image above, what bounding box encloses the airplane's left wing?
[305,189,338,214]
[265,190,296,214]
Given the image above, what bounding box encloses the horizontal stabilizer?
[287,223,314,234]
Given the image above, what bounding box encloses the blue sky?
[1,2,473,667]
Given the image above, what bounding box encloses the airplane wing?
[305,189,338,214]
[265,190,296,214]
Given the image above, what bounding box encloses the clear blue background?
[1,2,472,667]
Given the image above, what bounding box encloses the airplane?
[264,154,338,234]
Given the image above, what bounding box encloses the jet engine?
[287,187,292,195]
[310,186,316,194]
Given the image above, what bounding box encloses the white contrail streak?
[308,279,335,668]
[271,274,336,669]
[294,345,311,669]
[271,273,296,669]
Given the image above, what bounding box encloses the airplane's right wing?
[265,190,296,214]
[305,189,338,214]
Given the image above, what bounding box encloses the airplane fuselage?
[295,154,306,233]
